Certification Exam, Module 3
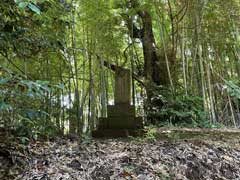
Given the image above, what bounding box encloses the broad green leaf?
[0,77,11,85]
[56,83,65,90]
[28,3,41,15]
[18,2,29,9]
[0,102,12,111]
[27,91,35,98]
[14,0,23,4]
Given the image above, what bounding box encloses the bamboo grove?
[0,0,240,138]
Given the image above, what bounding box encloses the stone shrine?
[92,67,143,137]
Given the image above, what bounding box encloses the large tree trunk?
[126,1,174,124]
[127,5,170,112]
[140,11,162,86]
[129,11,165,87]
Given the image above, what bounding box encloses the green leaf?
[18,2,29,9]
[14,0,22,3]
[0,102,12,111]
[56,83,65,90]
[224,80,240,99]
[0,77,11,85]
[28,3,41,14]
[27,91,35,98]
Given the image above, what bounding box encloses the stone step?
[98,117,143,129]
[107,104,135,117]
[92,129,145,138]
[98,116,143,129]
[98,117,135,129]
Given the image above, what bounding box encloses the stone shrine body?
[92,67,143,137]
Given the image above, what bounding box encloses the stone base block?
[107,104,135,117]
[98,116,143,129]
[92,129,145,138]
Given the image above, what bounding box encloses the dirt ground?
[1,128,240,180]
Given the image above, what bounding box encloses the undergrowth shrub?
[0,66,60,140]
[147,87,208,127]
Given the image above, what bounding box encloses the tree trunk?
[129,11,165,87]
[127,2,169,112]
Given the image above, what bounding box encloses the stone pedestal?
[97,104,143,129]
[92,68,143,138]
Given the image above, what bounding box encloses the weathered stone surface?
[97,116,143,130]
[92,129,145,138]
[107,104,135,117]
[114,69,131,105]
[106,116,135,129]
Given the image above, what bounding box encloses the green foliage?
[148,88,207,127]
[15,112,57,139]
[224,80,240,99]
[15,0,41,14]
[144,125,157,141]
[196,120,224,129]
[0,66,59,139]
[0,0,68,58]
[0,0,68,139]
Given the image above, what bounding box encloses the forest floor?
[1,128,240,180]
